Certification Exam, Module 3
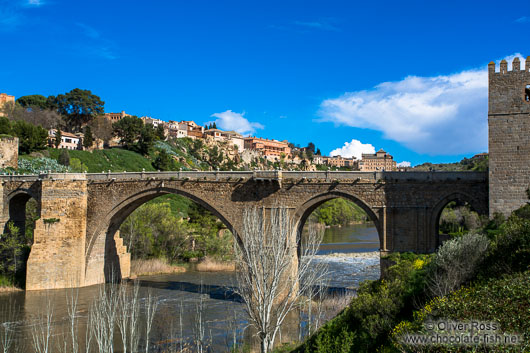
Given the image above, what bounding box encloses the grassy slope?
[46,147,155,173]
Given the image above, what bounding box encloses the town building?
[48,129,84,150]
[0,93,15,117]
[244,137,291,158]
[327,155,358,168]
[204,129,245,151]
[359,149,397,171]
[104,111,130,123]
[179,121,204,139]
[166,120,188,138]
[313,155,325,165]
[141,116,165,127]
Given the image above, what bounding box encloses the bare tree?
[144,289,159,353]
[89,116,113,148]
[0,298,19,353]
[117,280,141,353]
[30,297,54,353]
[5,104,63,130]
[90,284,119,353]
[234,207,325,353]
[65,287,79,353]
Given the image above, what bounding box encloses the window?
[526,85,530,102]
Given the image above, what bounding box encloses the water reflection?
[0,224,381,352]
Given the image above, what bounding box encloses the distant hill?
[412,153,488,172]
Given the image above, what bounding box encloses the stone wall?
[0,137,18,169]
[488,57,530,216]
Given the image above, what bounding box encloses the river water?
[0,223,380,352]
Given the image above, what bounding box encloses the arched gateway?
[0,170,487,290]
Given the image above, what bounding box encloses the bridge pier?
[26,176,88,290]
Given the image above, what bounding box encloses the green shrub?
[426,231,489,298]
[297,253,431,352]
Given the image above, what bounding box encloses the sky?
[1,0,529,166]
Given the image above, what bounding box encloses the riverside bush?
[426,231,489,298]
[392,271,530,353]
[296,253,431,352]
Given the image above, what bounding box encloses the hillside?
[412,153,488,172]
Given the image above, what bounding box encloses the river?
[0,223,380,352]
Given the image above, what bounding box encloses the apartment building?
[359,149,396,171]
[244,137,291,157]
[327,155,357,168]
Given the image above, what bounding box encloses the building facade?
[141,116,165,127]
[179,121,204,139]
[0,93,15,117]
[244,137,291,157]
[359,149,396,171]
[104,111,130,123]
[327,155,357,168]
[48,129,84,150]
[204,129,245,151]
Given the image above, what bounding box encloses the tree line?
[0,88,166,156]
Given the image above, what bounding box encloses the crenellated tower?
[488,56,530,216]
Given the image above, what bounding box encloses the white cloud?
[397,161,411,167]
[515,16,530,23]
[319,54,526,156]
[210,110,264,135]
[27,0,43,6]
[329,139,375,159]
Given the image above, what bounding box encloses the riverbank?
[0,286,22,293]
[130,259,187,278]
[195,257,235,272]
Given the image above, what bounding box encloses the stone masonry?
[0,137,18,169]
[489,57,530,217]
[0,171,488,290]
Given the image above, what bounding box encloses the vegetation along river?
[0,223,380,352]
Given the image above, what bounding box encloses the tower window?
[526,85,530,102]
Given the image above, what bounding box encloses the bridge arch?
[292,191,382,251]
[85,186,239,284]
[430,191,488,248]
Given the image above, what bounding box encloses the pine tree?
[58,148,70,166]
[54,129,62,148]
[213,122,217,129]
[83,126,94,149]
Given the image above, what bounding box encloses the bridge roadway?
[0,170,488,290]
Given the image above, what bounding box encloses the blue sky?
[1,0,528,166]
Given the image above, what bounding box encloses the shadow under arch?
[430,191,488,249]
[86,186,239,283]
[5,190,40,287]
[292,191,382,254]
[6,189,40,238]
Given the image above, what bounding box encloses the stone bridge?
[0,170,488,290]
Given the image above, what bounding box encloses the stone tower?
[488,57,530,217]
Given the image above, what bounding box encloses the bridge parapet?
[0,171,488,183]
